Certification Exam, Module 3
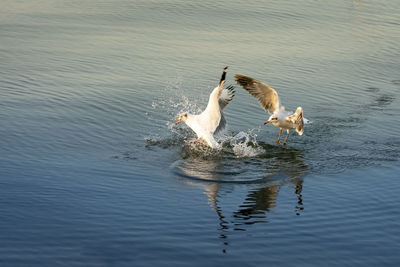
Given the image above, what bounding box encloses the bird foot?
[273,140,286,145]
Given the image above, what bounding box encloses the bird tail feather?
[294,107,304,135]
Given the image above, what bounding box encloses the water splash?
[147,78,207,140]
[223,130,265,158]
[143,79,307,183]
[145,78,267,158]
[151,77,204,121]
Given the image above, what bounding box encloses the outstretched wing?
[235,74,280,114]
[205,66,228,113]
[202,67,229,134]
[219,85,235,110]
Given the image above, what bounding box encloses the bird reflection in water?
[174,144,307,253]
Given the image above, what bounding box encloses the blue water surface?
[1,1,400,266]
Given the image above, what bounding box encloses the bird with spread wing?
[235,74,306,145]
[175,67,235,148]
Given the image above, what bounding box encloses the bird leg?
[274,128,283,144]
[281,130,290,145]
[195,138,201,145]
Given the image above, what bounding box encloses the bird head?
[175,113,188,125]
[264,114,278,125]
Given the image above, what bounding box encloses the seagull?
[175,67,235,148]
[235,74,305,145]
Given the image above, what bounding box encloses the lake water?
[1,0,400,266]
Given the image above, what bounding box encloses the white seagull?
[235,74,305,145]
[175,67,235,148]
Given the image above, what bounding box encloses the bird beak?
[175,118,181,125]
[264,120,270,125]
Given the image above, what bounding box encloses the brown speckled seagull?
[235,74,307,145]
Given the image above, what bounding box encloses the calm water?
[1,0,400,266]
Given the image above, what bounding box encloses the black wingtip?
[226,85,236,92]
[225,85,235,98]
[219,66,228,85]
